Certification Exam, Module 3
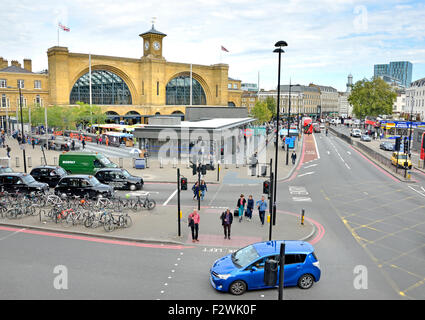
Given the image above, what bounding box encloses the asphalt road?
[1,131,424,300]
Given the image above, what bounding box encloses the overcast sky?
[1,0,425,92]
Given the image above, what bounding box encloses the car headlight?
[216,274,232,280]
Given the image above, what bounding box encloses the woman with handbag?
[236,194,246,223]
[188,209,200,242]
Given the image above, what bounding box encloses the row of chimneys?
[0,57,32,72]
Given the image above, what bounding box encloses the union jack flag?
[58,22,70,32]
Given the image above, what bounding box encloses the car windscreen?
[89,177,101,185]
[396,154,408,160]
[122,170,131,178]
[99,156,112,166]
[21,175,36,184]
[56,167,67,176]
[231,245,259,268]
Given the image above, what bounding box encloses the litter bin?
[135,158,146,169]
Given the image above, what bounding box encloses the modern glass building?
[374,61,412,88]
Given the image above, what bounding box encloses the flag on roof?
[221,46,229,52]
[59,22,70,32]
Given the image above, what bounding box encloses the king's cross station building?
[0,24,243,128]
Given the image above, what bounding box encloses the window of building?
[1,94,6,108]
[70,70,132,105]
[34,80,41,89]
[166,75,206,105]
[157,81,159,96]
[0,79,6,88]
[142,81,144,95]
[233,83,238,89]
[228,83,232,89]
[35,95,41,105]
[216,85,218,97]
[17,79,24,89]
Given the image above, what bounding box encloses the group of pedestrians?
[187,194,269,242]
[191,180,207,200]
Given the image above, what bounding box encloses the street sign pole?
[278,242,285,300]
[177,168,181,237]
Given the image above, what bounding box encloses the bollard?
[119,158,123,168]
[41,157,45,166]
[27,157,32,168]
[407,171,411,180]
[15,157,20,168]
[301,209,305,225]
[160,158,163,168]
[225,160,228,169]
[173,158,177,168]
[132,158,136,168]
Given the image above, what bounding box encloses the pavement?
[0,133,313,248]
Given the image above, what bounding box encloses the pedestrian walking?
[200,180,207,200]
[220,208,233,240]
[246,195,254,221]
[291,151,297,165]
[256,196,268,226]
[192,181,200,200]
[82,138,86,149]
[6,145,11,158]
[236,194,246,223]
[188,209,200,242]
[71,139,75,151]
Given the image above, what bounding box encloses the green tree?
[250,100,273,124]
[74,102,106,127]
[348,77,397,119]
[265,96,277,117]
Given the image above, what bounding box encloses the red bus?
[421,132,425,161]
[303,117,313,134]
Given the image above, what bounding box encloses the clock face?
[144,41,149,50]
[153,41,160,50]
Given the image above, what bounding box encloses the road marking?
[408,185,425,197]
[0,228,26,241]
[347,151,351,155]
[298,172,315,177]
[163,189,178,206]
[327,151,330,155]
[289,186,309,195]
[312,133,320,159]
[304,164,318,169]
[292,197,312,202]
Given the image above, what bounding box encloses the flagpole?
[89,53,93,126]
[57,23,59,46]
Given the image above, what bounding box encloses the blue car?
[210,240,321,295]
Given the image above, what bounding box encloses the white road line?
[304,164,318,169]
[0,228,27,241]
[408,185,425,197]
[292,197,312,202]
[298,172,315,177]
[163,189,178,206]
[312,133,320,159]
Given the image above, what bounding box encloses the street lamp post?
[286,81,292,166]
[408,96,414,156]
[18,85,27,173]
[272,41,288,222]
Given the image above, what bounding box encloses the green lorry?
[59,152,118,175]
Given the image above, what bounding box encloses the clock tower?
[139,24,166,59]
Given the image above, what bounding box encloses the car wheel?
[298,274,314,289]
[129,184,136,191]
[229,280,247,295]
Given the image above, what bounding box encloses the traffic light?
[404,139,409,154]
[263,180,270,195]
[191,163,197,175]
[201,165,207,175]
[180,177,187,190]
[395,137,401,151]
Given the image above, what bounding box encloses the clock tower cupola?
[139,23,167,59]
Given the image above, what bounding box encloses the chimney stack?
[0,57,7,69]
[11,60,21,68]
[23,59,32,72]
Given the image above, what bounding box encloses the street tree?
[348,77,397,119]
[251,100,273,124]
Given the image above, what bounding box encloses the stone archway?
[165,71,212,105]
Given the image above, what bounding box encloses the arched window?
[166,75,206,105]
[70,70,132,105]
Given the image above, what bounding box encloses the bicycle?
[103,212,133,232]
[131,193,156,212]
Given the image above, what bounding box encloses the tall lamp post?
[408,95,414,156]
[273,40,288,224]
